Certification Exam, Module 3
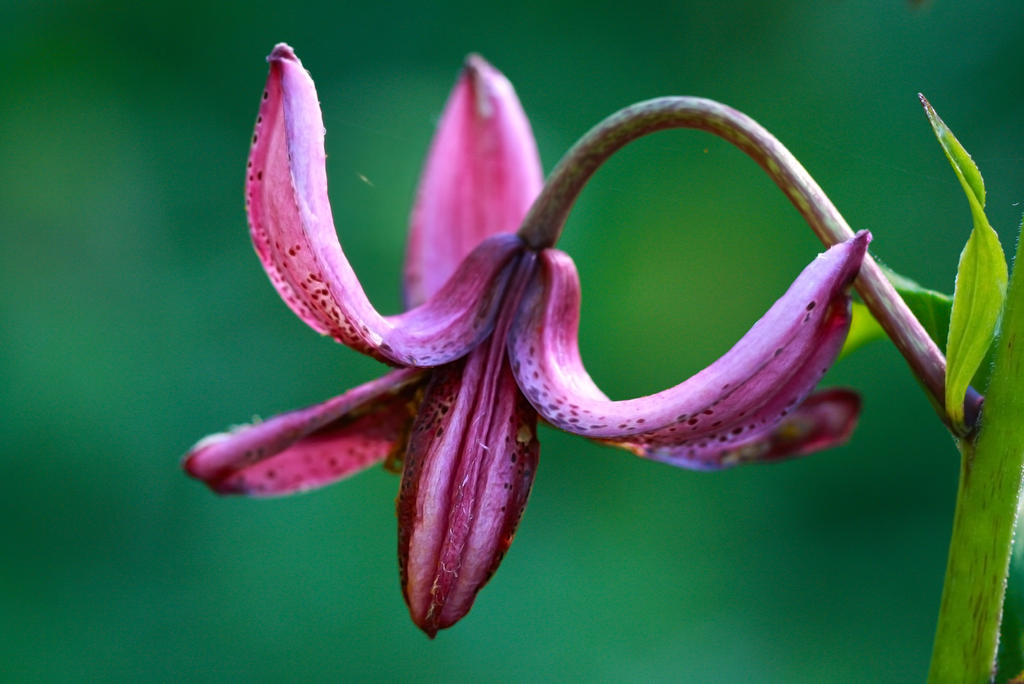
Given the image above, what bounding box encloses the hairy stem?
[928,226,1024,683]
[519,97,957,430]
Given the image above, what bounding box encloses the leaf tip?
[919,92,946,135]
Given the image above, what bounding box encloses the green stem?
[929,227,1024,683]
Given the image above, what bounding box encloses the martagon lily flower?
[184,44,870,637]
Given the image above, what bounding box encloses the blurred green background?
[3,1,1023,681]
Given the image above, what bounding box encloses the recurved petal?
[404,55,543,308]
[699,388,861,467]
[611,292,857,467]
[508,233,869,468]
[397,340,539,637]
[385,234,524,366]
[623,381,862,470]
[247,44,522,367]
[183,368,424,496]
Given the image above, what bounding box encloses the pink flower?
[184,44,867,636]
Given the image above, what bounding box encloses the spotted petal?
[701,388,861,467]
[404,54,543,308]
[183,368,424,496]
[247,44,521,367]
[509,232,869,468]
[397,248,540,637]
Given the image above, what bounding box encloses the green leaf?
[839,269,952,359]
[920,94,1008,430]
[840,302,885,359]
[882,266,954,352]
[919,95,985,208]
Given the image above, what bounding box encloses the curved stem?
[519,96,956,431]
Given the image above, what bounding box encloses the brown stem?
[519,97,956,431]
